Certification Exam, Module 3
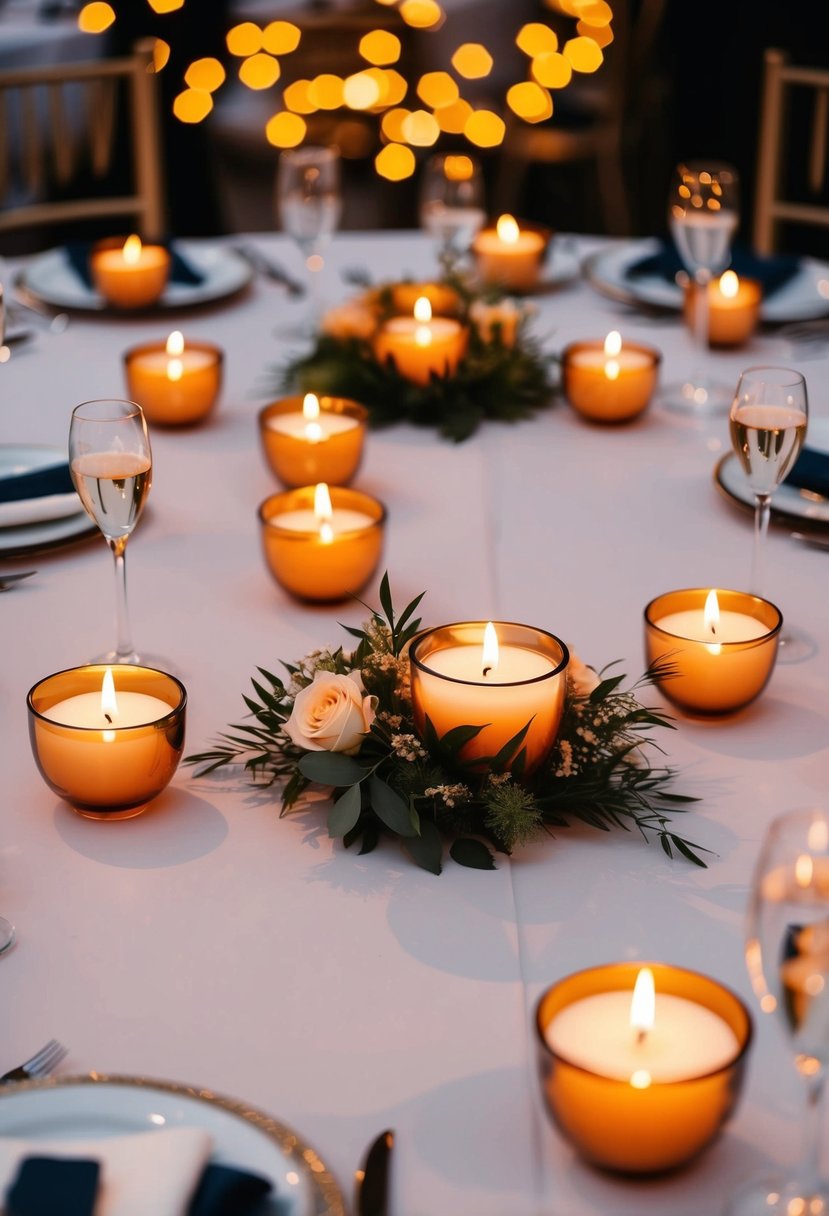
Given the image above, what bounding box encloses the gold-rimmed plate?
[0,1074,345,1216]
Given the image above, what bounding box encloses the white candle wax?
[655,609,768,644]
[45,691,171,729]
[473,229,545,257]
[271,508,374,534]
[567,347,653,373]
[545,990,739,1082]
[128,348,217,377]
[266,412,358,441]
[425,644,553,684]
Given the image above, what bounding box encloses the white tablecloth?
[1,231,828,1215]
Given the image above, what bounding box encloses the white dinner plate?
[584,238,829,323]
[0,1075,345,1216]
[715,416,829,529]
[0,444,79,528]
[18,242,254,313]
[0,506,97,557]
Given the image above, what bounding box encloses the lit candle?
[259,393,367,487]
[684,270,762,348]
[644,588,782,713]
[259,483,386,602]
[536,962,753,1173]
[123,331,223,426]
[409,621,569,774]
[90,235,171,309]
[389,281,461,317]
[561,332,661,423]
[472,214,546,292]
[469,298,520,348]
[374,296,467,386]
[28,665,186,820]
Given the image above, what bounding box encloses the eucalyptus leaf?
[299,752,367,785]
[328,784,362,837]
[450,838,497,870]
[402,817,443,875]
[369,776,419,837]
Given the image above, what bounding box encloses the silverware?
[791,531,829,551]
[12,275,69,333]
[355,1129,393,1216]
[0,569,36,590]
[233,244,305,297]
[0,1039,67,1084]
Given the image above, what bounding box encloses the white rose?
[568,651,600,698]
[285,670,377,755]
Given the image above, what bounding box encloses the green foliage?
[186,577,709,875]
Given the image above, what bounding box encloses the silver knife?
[791,531,829,552]
[355,1129,394,1216]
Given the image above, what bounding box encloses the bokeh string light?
[76,0,613,181]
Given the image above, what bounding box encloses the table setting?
[2,140,829,1216]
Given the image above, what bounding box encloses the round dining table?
[1,229,828,1215]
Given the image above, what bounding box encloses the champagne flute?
[276,145,342,326]
[419,152,486,272]
[729,366,808,608]
[69,399,152,665]
[728,807,829,1216]
[662,160,739,414]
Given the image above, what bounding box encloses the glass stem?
[751,493,771,596]
[692,268,712,358]
[795,1066,826,1199]
[110,537,134,662]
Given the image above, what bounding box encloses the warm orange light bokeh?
[417,71,459,109]
[359,29,401,65]
[78,2,115,33]
[451,43,493,79]
[564,35,604,72]
[375,143,416,181]
[507,81,553,123]
[399,0,444,30]
[464,109,505,147]
[226,23,262,57]
[184,58,226,92]
[262,21,301,55]
[266,112,307,148]
[516,22,558,56]
[531,51,572,89]
[173,89,213,124]
[239,54,281,90]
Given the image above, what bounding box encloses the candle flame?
[604,359,620,382]
[496,214,520,244]
[719,270,739,299]
[604,331,622,357]
[482,621,498,677]
[630,1069,652,1090]
[123,234,142,265]
[796,853,814,889]
[630,967,655,1039]
[414,296,432,323]
[808,818,829,853]
[101,666,118,742]
[303,392,320,421]
[704,590,721,656]
[166,330,184,356]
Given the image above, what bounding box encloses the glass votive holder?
[409,622,569,775]
[27,665,187,820]
[536,961,753,1174]
[644,588,782,714]
[471,218,550,293]
[90,236,170,310]
[124,339,223,426]
[259,485,386,602]
[561,340,661,423]
[684,275,762,348]
[259,396,368,487]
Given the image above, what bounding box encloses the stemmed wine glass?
[419,152,486,272]
[276,145,342,326]
[69,399,152,665]
[662,160,739,413]
[728,366,808,653]
[728,807,829,1216]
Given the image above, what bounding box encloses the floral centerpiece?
[187,577,707,875]
[271,274,554,442]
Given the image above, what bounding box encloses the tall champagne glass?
[729,366,808,603]
[663,160,739,413]
[419,152,485,272]
[69,399,152,665]
[276,145,342,325]
[729,807,829,1216]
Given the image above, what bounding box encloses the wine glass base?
[776,624,818,665]
[0,916,16,955]
[90,649,178,675]
[658,378,733,415]
[726,1172,829,1216]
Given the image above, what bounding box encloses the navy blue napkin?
[63,241,205,290]
[785,447,829,499]
[625,241,801,298]
[5,1157,272,1216]
[0,463,74,504]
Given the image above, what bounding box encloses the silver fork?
[0,1040,67,1084]
[0,570,36,591]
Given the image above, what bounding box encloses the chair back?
[754,48,829,254]
[0,38,164,239]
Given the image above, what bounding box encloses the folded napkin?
[785,447,829,499]
[625,241,801,298]
[0,463,74,504]
[63,242,205,290]
[0,1126,270,1216]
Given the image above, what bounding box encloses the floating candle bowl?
[259,394,368,487]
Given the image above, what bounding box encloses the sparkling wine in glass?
[276,145,342,323]
[69,399,152,665]
[419,152,485,271]
[663,160,739,414]
[728,808,829,1216]
[729,366,808,601]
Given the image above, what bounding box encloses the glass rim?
[734,364,807,388]
[279,144,340,164]
[643,588,783,644]
[410,621,570,687]
[70,398,145,423]
[27,663,187,732]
